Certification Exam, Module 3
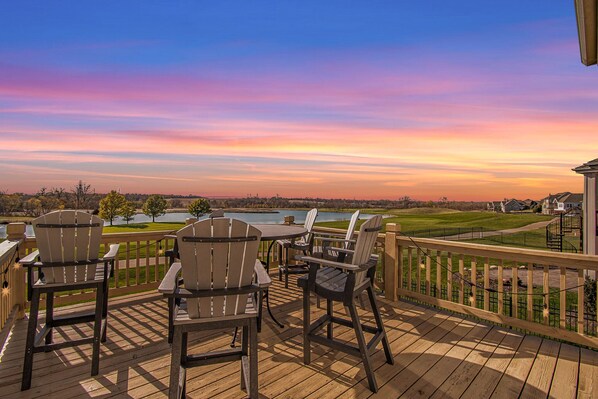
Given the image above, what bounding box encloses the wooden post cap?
[386,223,401,232]
[284,215,295,225]
[6,222,26,240]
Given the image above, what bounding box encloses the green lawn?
[317,210,552,233]
[103,222,184,233]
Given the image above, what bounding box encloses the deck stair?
[545,208,582,252]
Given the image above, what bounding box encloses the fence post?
[6,223,27,319]
[384,223,400,301]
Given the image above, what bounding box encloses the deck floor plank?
[0,276,594,399]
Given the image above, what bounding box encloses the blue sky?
[1,1,596,199]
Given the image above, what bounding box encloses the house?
[542,192,570,215]
[487,201,502,212]
[522,199,538,208]
[554,192,583,213]
[501,199,527,213]
[541,192,582,214]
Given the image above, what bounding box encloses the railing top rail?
[395,235,598,270]
[0,240,20,266]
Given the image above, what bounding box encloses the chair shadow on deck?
[0,277,583,398]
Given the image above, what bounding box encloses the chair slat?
[211,218,229,317]
[61,211,76,283]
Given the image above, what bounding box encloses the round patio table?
[253,224,307,329]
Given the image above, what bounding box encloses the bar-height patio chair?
[18,210,119,391]
[315,209,360,262]
[158,218,270,399]
[297,215,393,393]
[277,208,318,288]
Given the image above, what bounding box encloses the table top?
[252,224,307,241]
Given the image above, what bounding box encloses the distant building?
[554,193,583,213]
[488,199,532,213]
[501,199,527,213]
[541,192,582,214]
[487,201,502,212]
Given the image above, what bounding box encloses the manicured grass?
[103,222,184,233]
[317,210,552,233]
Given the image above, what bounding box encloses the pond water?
[0,209,367,238]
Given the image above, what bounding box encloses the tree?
[99,190,126,225]
[120,201,137,224]
[71,180,94,210]
[187,198,211,218]
[142,194,167,222]
[168,198,183,208]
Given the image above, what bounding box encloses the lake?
[0,209,366,238]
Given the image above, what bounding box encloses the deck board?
[0,276,595,398]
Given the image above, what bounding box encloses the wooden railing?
[0,223,26,349]
[3,221,597,349]
[384,223,598,348]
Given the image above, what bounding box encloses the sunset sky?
[1,1,596,200]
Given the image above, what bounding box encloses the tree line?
[0,182,487,220]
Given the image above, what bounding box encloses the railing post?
[384,223,400,301]
[6,223,27,319]
[283,215,295,225]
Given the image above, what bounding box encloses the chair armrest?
[159,262,182,294]
[314,232,346,238]
[321,237,356,245]
[300,255,361,272]
[254,259,272,288]
[19,250,39,265]
[101,244,120,261]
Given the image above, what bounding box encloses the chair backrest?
[351,215,383,286]
[32,210,103,284]
[344,210,360,249]
[304,208,318,230]
[176,218,261,319]
[303,208,318,244]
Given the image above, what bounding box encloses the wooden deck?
[0,276,596,398]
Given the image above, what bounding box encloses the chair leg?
[285,266,289,289]
[45,292,54,347]
[348,302,378,393]
[302,286,311,365]
[101,280,109,343]
[249,318,258,399]
[367,285,394,365]
[326,299,333,340]
[241,325,248,389]
[91,285,104,376]
[278,246,284,281]
[169,327,183,399]
[21,289,40,391]
[167,297,174,344]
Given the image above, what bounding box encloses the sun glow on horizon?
[0,1,594,200]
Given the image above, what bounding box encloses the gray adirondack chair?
[18,210,119,391]
[158,218,271,399]
[315,209,360,262]
[277,208,318,288]
[297,215,393,393]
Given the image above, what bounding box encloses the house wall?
[583,174,597,257]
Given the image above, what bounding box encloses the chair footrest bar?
[308,314,332,335]
[309,334,361,357]
[33,337,95,353]
[52,312,96,327]
[185,349,244,367]
[367,331,384,351]
[329,315,378,334]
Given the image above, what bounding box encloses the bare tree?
[71,180,94,210]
